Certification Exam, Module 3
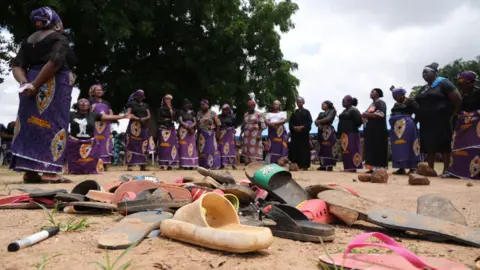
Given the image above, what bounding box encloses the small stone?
[358,174,372,182]
[467,182,473,187]
[352,179,357,182]
[371,169,389,183]
[408,174,430,185]
[417,162,438,177]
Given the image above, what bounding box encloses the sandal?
[439,171,451,178]
[40,174,72,184]
[23,172,42,184]
[393,169,406,175]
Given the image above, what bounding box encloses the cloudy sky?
[1,0,480,131]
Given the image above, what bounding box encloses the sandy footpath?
[0,165,478,270]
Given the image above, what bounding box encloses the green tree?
[409,56,480,98]
[0,0,300,119]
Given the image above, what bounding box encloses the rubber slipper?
[251,186,268,200]
[190,186,213,201]
[117,188,189,215]
[119,174,134,182]
[72,180,104,195]
[112,181,164,204]
[297,199,336,224]
[319,232,469,270]
[176,177,213,188]
[197,167,236,184]
[244,161,269,180]
[98,210,173,249]
[156,183,192,202]
[305,184,360,199]
[220,184,255,205]
[0,194,57,209]
[417,194,467,225]
[8,187,42,195]
[160,193,273,253]
[55,193,86,202]
[256,201,335,242]
[367,209,480,247]
[105,180,124,193]
[64,202,118,214]
[29,189,68,198]
[317,190,379,225]
[132,175,160,182]
[224,194,240,212]
[86,190,115,204]
[250,163,308,207]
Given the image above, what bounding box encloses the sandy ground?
[0,164,478,270]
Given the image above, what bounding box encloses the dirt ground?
[0,164,478,270]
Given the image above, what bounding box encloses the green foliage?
[36,202,90,232]
[33,253,61,270]
[93,244,136,270]
[409,56,480,98]
[0,0,300,119]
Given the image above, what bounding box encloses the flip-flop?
[0,194,57,209]
[305,184,360,199]
[132,175,160,182]
[319,232,469,270]
[117,188,189,214]
[176,177,215,188]
[112,181,164,204]
[119,174,134,182]
[98,210,173,249]
[220,184,256,205]
[86,190,115,204]
[64,202,118,214]
[72,180,104,195]
[8,187,42,195]
[29,189,68,198]
[256,200,335,242]
[317,190,379,225]
[251,186,268,200]
[417,194,467,225]
[244,161,269,181]
[197,167,236,184]
[55,193,86,202]
[367,209,480,247]
[160,193,273,253]
[250,163,308,207]
[105,180,124,193]
[297,199,336,224]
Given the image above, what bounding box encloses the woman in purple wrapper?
[337,96,363,172]
[156,94,179,170]
[178,99,199,169]
[66,98,130,174]
[125,90,152,171]
[218,104,237,169]
[197,100,221,169]
[448,71,480,179]
[265,100,288,164]
[415,63,462,177]
[389,86,421,175]
[89,84,114,171]
[315,100,338,171]
[9,7,77,183]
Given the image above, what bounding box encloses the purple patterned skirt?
[267,125,288,163]
[125,120,150,166]
[178,121,199,168]
[92,103,112,164]
[10,66,73,174]
[389,115,421,169]
[318,125,338,168]
[219,127,237,166]
[198,129,220,169]
[156,126,179,167]
[65,136,103,175]
[340,132,363,171]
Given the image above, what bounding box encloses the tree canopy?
[409,56,480,98]
[0,0,300,117]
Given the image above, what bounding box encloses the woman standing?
[125,90,151,171]
[0,121,15,165]
[448,71,480,179]
[363,88,389,173]
[289,97,313,170]
[66,98,129,174]
[89,84,114,170]
[389,87,421,175]
[177,99,199,169]
[218,104,237,169]
[156,94,179,170]
[10,7,75,183]
[416,63,462,177]
[338,96,363,172]
[241,100,266,165]
[315,101,337,171]
[265,100,288,164]
[197,100,221,169]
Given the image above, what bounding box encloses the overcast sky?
[1,0,480,131]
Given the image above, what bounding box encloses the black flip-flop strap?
[255,202,303,233]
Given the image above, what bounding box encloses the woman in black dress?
[362,88,388,173]
[415,63,462,177]
[288,97,313,170]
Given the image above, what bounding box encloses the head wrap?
[322,100,334,110]
[296,96,305,103]
[247,100,256,107]
[183,98,192,106]
[88,84,102,97]
[457,71,477,83]
[372,88,384,98]
[390,86,407,99]
[200,99,209,106]
[30,7,61,30]
[273,100,281,106]
[161,94,173,108]
[126,89,145,106]
[221,104,232,114]
[424,62,439,73]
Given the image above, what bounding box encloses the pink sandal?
[319,232,468,270]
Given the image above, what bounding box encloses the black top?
[92,99,112,110]
[177,110,196,122]
[0,124,14,142]
[415,79,456,121]
[127,101,149,118]
[11,32,76,69]
[365,99,388,133]
[316,109,336,126]
[460,88,480,112]
[69,112,102,139]
[219,114,236,128]
[289,108,313,135]
[391,99,418,116]
[157,107,175,127]
[338,107,362,134]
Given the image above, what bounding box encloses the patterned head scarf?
[390,86,407,99]
[127,89,145,106]
[88,84,102,97]
[457,71,477,83]
[200,99,209,106]
[221,104,232,114]
[30,7,62,30]
[161,94,173,108]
